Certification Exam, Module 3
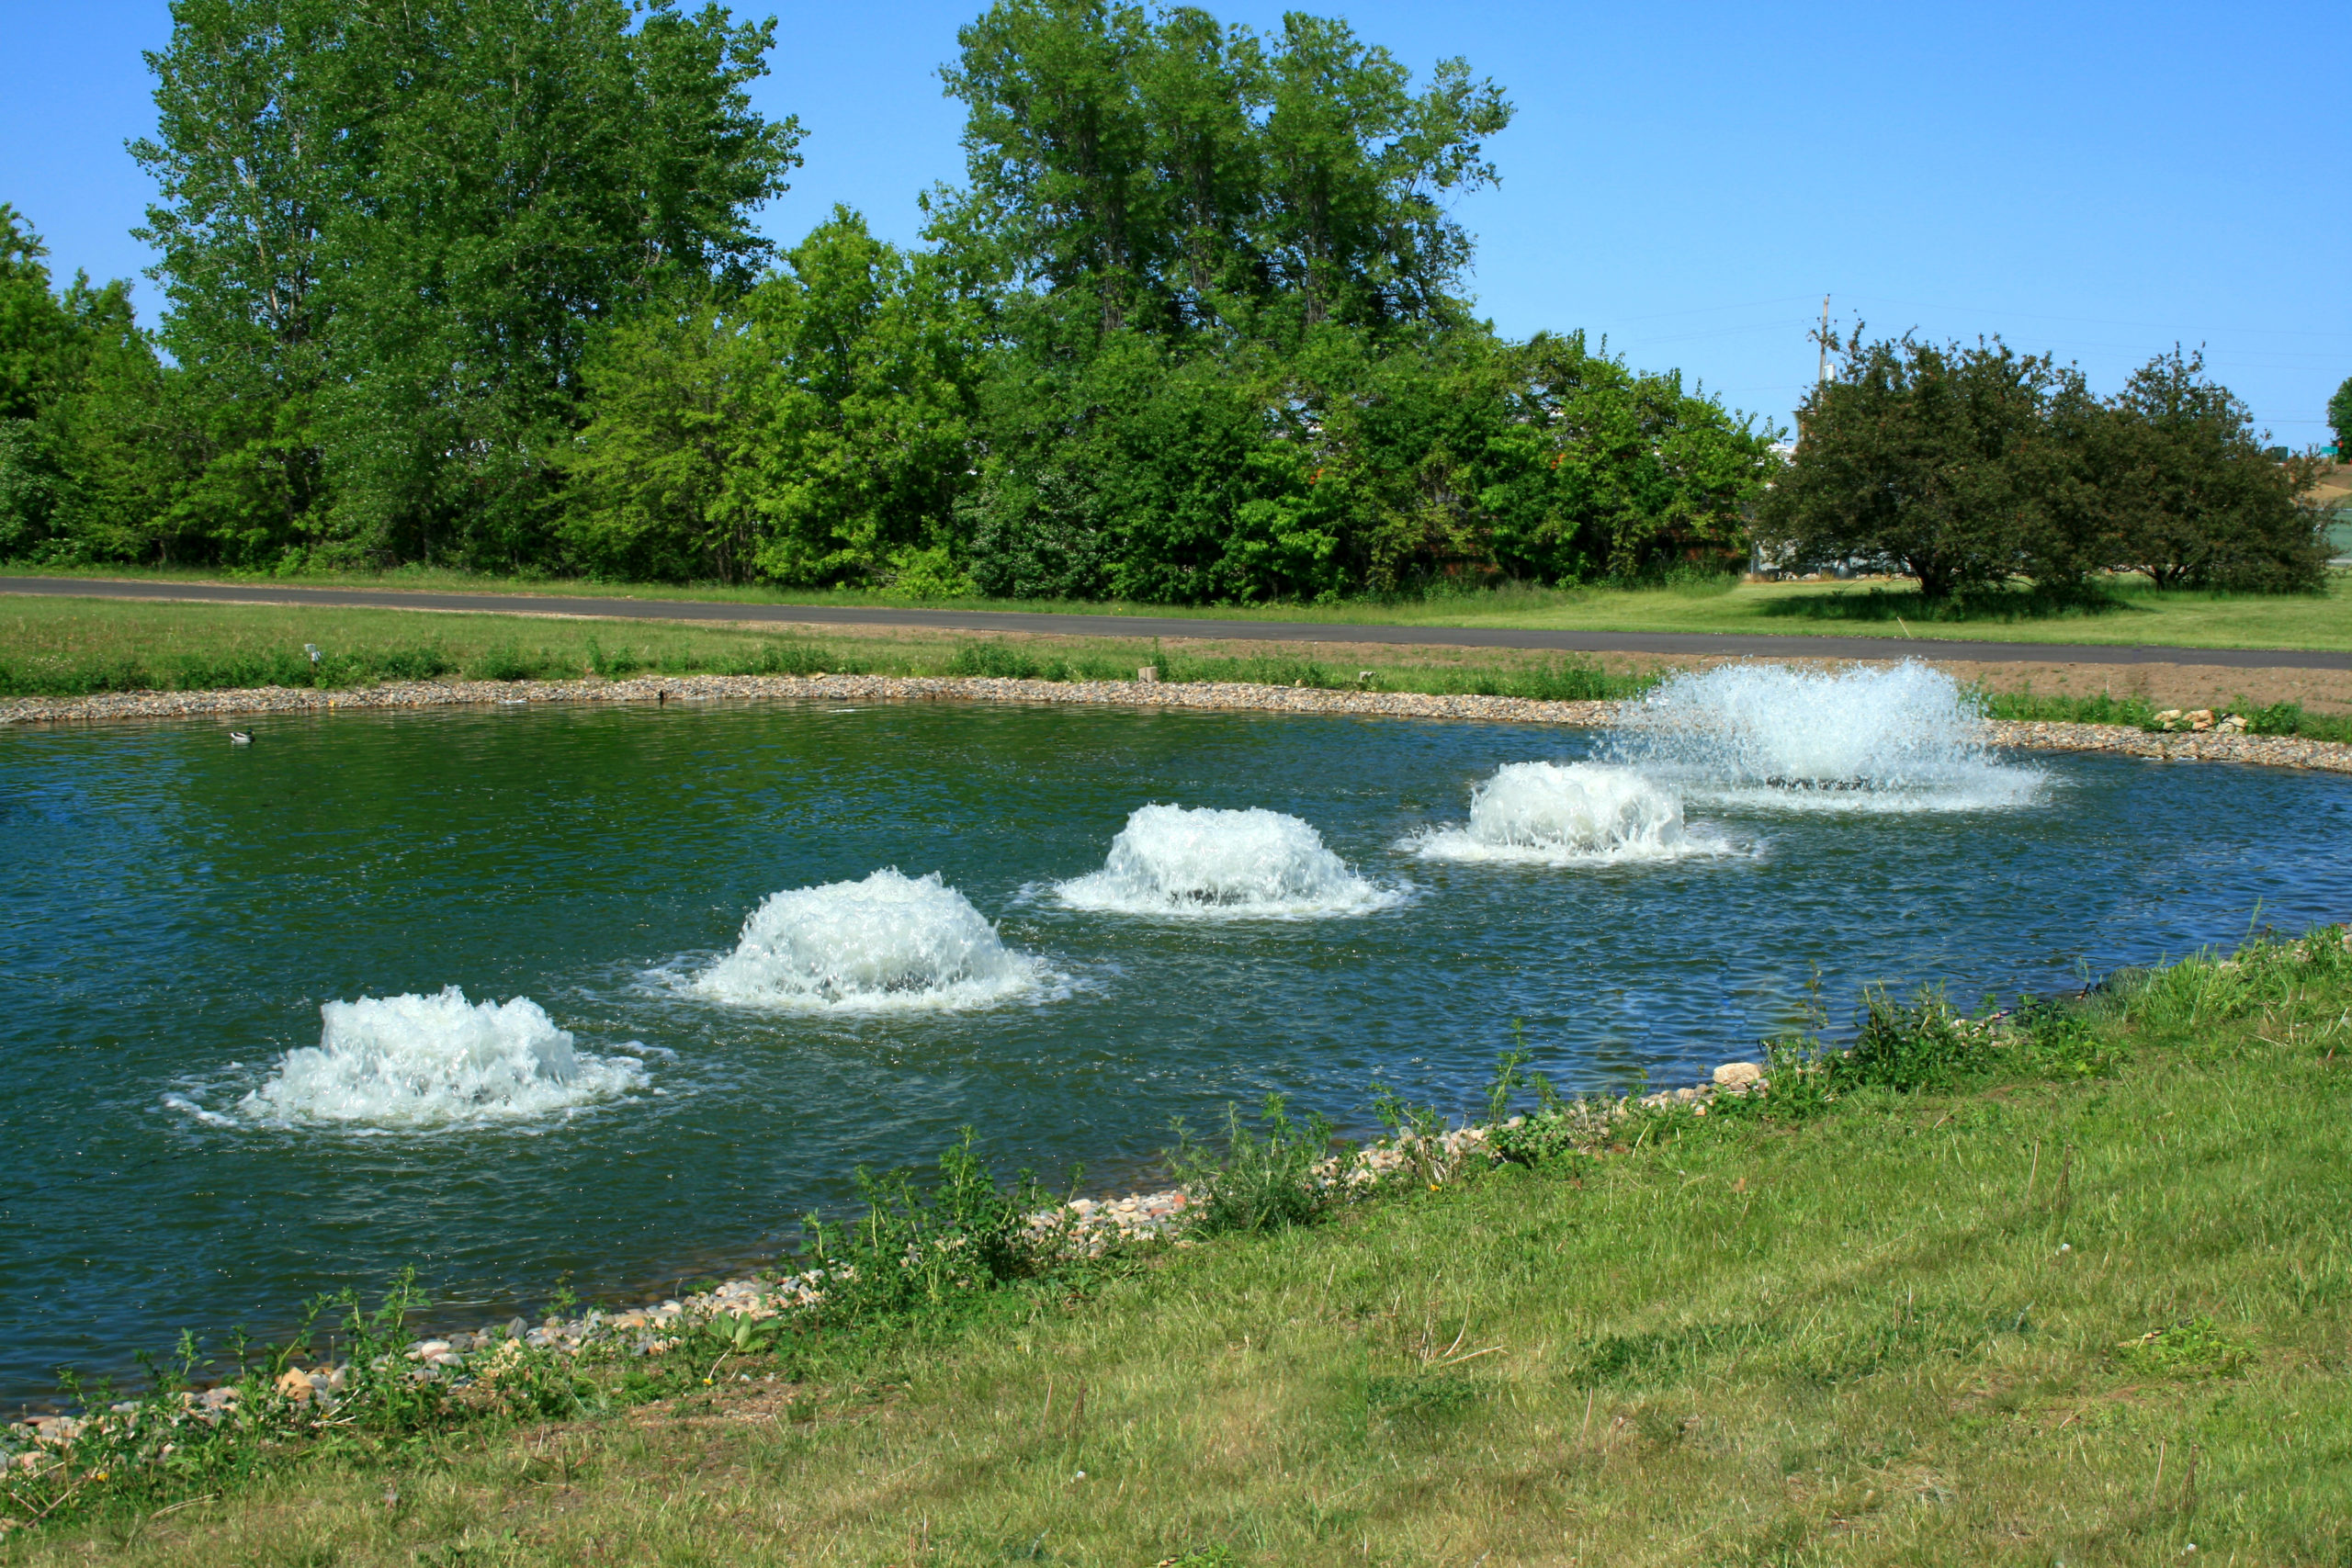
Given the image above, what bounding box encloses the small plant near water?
[797,1131,1064,1324]
[1167,1095,1343,1235]
[1832,985,1993,1093]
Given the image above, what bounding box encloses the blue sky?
[4,0,2345,440]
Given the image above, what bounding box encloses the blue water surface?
[1,697,2345,1398]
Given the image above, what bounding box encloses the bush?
[796,1132,1057,1325]
[946,641,1042,679]
[1168,1095,1343,1235]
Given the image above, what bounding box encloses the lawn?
[0,596,1654,705]
[6,562,2350,652]
[9,595,2352,740]
[8,932,2351,1565]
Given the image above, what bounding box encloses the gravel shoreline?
[5,670,2349,773]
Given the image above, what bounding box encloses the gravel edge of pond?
[3,671,2349,773]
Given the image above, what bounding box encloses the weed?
[2113,1316,2253,1378]
[1168,1095,1342,1234]
[1832,985,1991,1093]
[797,1130,1059,1324]
[946,641,1041,679]
[1369,1083,1457,1188]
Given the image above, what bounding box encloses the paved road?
[7,574,2348,671]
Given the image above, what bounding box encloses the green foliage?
[567,211,982,589]
[936,0,1510,333]
[2329,374,2352,450]
[1760,333,2324,599]
[2007,998,2124,1080]
[2112,1315,2253,1379]
[797,1130,1058,1324]
[2240,700,2352,745]
[1832,986,1990,1093]
[2097,348,2325,592]
[945,640,1044,679]
[958,319,1775,604]
[1757,333,2057,601]
[112,0,801,570]
[1168,1094,1342,1234]
[2108,926,2352,1037]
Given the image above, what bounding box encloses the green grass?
[11,596,2350,742]
[1975,687,2352,745]
[10,931,2352,1564]
[8,560,2349,651]
[0,598,1655,705]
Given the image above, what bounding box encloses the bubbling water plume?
[693,867,1053,1010]
[1404,761,1735,864]
[239,987,647,1130]
[1055,803,1404,918]
[1609,661,2043,812]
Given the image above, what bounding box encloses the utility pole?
[1817,294,1831,384]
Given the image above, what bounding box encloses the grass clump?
[1167,1095,1340,1235]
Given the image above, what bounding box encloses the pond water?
[3,667,2347,1398]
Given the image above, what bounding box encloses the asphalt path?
[6,575,2347,671]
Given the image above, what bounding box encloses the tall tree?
[132,0,802,568]
[2101,348,2324,592]
[1754,333,2056,600]
[935,0,1509,338]
[1256,14,1507,329]
[0,206,169,561]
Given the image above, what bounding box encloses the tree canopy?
[7,0,2318,603]
[1758,334,2325,597]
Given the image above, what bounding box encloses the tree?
[1754,332,2057,600]
[2101,348,2324,592]
[0,206,174,561]
[131,0,802,569]
[934,0,1510,339]
[1256,13,1508,330]
[564,209,983,588]
[2330,374,2352,455]
[735,212,984,588]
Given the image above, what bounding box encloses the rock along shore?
[4,670,2349,773]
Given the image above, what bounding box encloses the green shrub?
[1831,986,1990,1093]
[946,641,1041,679]
[1168,1095,1342,1235]
[797,1131,1057,1325]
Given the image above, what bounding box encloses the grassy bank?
[0,597,1650,705]
[6,562,2350,651]
[8,931,2351,1564]
[8,595,2352,743]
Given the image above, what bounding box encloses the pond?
[3,665,2346,1398]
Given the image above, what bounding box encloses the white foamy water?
[1403,761,1736,864]
[1054,803,1405,918]
[237,987,648,1129]
[1609,660,2043,812]
[693,867,1053,1010]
